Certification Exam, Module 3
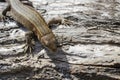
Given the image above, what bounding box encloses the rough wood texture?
[0,0,120,80]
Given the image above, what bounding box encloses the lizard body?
[3,0,57,52]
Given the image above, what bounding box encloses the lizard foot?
[0,15,8,25]
[0,13,12,26]
[48,17,73,27]
[23,31,35,56]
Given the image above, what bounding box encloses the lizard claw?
[61,18,73,26]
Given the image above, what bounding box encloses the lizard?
[2,0,57,52]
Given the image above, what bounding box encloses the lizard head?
[41,33,57,52]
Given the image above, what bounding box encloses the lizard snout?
[41,33,57,52]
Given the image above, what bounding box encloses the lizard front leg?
[23,31,35,56]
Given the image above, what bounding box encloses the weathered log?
[0,0,120,80]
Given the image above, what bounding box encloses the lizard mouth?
[46,44,57,52]
[50,47,57,52]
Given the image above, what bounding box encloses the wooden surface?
[0,0,120,80]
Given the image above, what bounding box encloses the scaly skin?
[3,0,57,52]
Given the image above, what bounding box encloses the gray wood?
[0,0,120,80]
